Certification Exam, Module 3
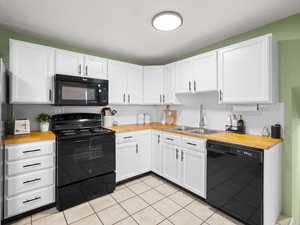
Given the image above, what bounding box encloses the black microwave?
[54,74,108,106]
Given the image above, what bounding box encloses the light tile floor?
[8,174,291,225]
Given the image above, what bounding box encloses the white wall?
[13,92,284,135]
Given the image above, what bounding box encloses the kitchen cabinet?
[4,140,55,218]
[162,143,180,184]
[143,66,164,104]
[55,49,107,79]
[116,131,151,182]
[151,131,162,175]
[163,63,178,104]
[9,39,55,104]
[175,51,218,94]
[108,60,143,104]
[218,34,278,104]
[192,51,218,92]
[181,148,206,198]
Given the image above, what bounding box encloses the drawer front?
[162,134,181,146]
[6,140,54,161]
[117,133,138,144]
[6,186,54,218]
[6,156,54,176]
[182,137,206,152]
[6,169,54,197]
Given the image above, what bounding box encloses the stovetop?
[54,127,114,139]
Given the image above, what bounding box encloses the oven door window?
[57,135,115,187]
[56,81,101,105]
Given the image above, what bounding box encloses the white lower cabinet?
[116,131,151,182]
[151,131,163,175]
[162,143,180,184]
[4,140,55,218]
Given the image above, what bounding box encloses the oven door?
[55,75,108,106]
[57,134,115,187]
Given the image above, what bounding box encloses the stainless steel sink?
[167,126,222,135]
[189,128,222,135]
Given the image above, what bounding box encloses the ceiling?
[0,0,299,65]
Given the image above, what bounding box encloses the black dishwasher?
[206,140,263,225]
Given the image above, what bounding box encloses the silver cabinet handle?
[23,196,41,204]
[123,136,133,139]
[23,178,41,184]
[219,90,223,102]
[181,150,184,162]
[49,89,52,101]
[163,95,165,104]
[85,65,88,76]
[22,149,41,154]
[78,64,82,75]
[123,94,126,103]
[189,81,191,92]
[128,94,130,104]
[158,135,160,144]
[136,144,138,153]
[160,94,162,103]
[176,149,178,159]
[186,142,197,146]
[194,80,196,92]
[166,138,174,141]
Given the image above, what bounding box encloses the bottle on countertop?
[237,115,245,132]
[231,114,238,130]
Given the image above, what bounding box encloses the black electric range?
[52,113,116,211]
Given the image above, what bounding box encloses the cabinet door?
[218,34,275,104]
[151,132,162,175]
[192,51,218,92]
[143,66,164,104]
[9,40,54,104]
[55,49,83,77]
[181,149,206,198]
[127,64,143,104]
[175,59,193,94]
[163,63,177,104]
[116,142,137,182]
[162,143,180,184]
[136,134,151,175]
[108,60,128,104]
[84,55,107,79]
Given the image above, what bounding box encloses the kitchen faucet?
[199,104,205,129]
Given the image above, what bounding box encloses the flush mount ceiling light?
[152,11,183,31]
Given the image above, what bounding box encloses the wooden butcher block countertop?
[107,123,282,150]
[3,131,56,145]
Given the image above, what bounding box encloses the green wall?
[1,12,300,223]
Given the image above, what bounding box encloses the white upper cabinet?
[84,55,107,79]
[9,39,55,104]
[55,49,107,79]
[192,51,218,92]
[127,64,143,104]
[108,60,128,104]
[55,49,83,77]
[163,63,177,104]
[108,60,143,104]
[143,66,164,104]
[175,59,193,93]
[218,34,277,104]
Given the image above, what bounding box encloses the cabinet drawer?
[162,134,181,146]
[6,169,54,197]
[182,137,206,153]
[117,133,138,144]
[6,140,54,161]
[5,186,54,218]
[6,156,54,176]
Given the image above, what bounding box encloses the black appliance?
[271,124,281,139]
[54,74,108,106]
[52,113,116,211]
[206,141,263,225]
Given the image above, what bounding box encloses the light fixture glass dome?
[152,11,183,31]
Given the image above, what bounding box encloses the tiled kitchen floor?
[8,174,290,225]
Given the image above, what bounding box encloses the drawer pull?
[23,163,41,168]
[23,196,41,204]
[186,142,197,146]
[22,149,41,154]
[23,178,41,184]
[123,136,133,139]
[166,138,174,141]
